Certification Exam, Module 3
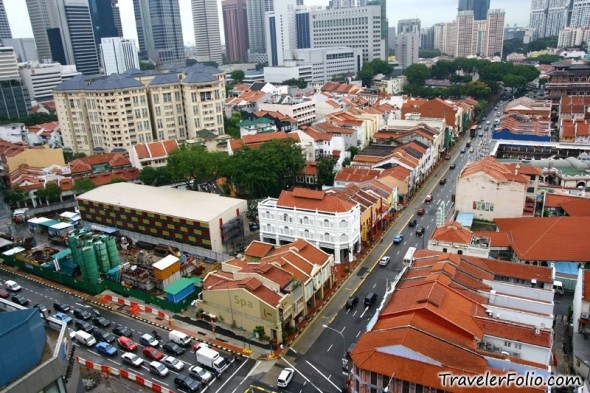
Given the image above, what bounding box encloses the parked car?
[417,208,426,215]
[0,287,9,298]
[34,303,50,314]
[174,374,201,393]
[12,294,30,306]
[425,195,433,203]
[117,336,138,351]
[148,361,169,377]
[73,308,92,320]
[277,368,295,388]
[439,178,447,185]
[416,227,425,236]
[113,324,132,338]
[93,329,116,344]
[53,301,71,313]
[345,296,358,309]
[75,320,94,333]
[143,346,164,361]
[162,355,184,371]
[408,218,417,227]
[163,341,185,356]
[96,342,118,357]
[54,312,73,324]
[93,316,110,328]
[4,280,21,292]
[140,333,159,347]
[393,234,404,244]
[193,342,209,352]
[379,256,390,266]
[188,365,213,384]
[121,352,144,368]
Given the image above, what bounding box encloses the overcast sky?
[4,0,531,46]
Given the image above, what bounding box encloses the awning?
[53,249,72,259]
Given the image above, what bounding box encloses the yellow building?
[53,64,226,154]
[5,145,65,171]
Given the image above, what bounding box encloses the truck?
[196,346,228,374]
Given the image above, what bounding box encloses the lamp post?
[383,371,396,392]
[322,324,348,371]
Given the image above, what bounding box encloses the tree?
[348,146,359,160]
[430,60,456,79]
[282,78,308,88]
[202,61,219,68]
[231,70,245,82]
[224,112,242,139]
[503,74,528,91]
[139,61,155,70]
[166,144,231,187]
[139,166,158,186]
[404,64,430,85]
[36,183,62,204]
[525,36,558,52]
[331,73,348,83]
[531,54,562,64]
[63,151,87,163]
[72,178,96,194]
[342,157,351,167]
[316,157,337,189]
[503,37,524,56]
[4,188,26,208]
[186,59,198,67]
[418,49,441,59]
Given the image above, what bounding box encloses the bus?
[403,247,417,267]
[469,125,477,138]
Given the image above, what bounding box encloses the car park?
[345,296,358,309]
[75,320,94,333]
[379,256,390,266]
[163,341,185,356]
[93,329,116,344]
[425,195,433,203]
[113,324,132,338]
[117,336,137,351]
[54,312,73,324]
[12,294,30,306]
[92,316,110,328]
[96,342,118,356]
[277,368,294,388]
[4,280,21,292]
[53,301,71,313]
[143,346,164,361]
[140,333,159,347]
[189,365,212,384]
[121,352,144,368]
[408,218,417,227]
[439,178,447,185]
[393,234,404,244]
[148,361,169,377]
[417,207,426,215]
[73,308,92,320]
[416,227,425,236]
[162,355,185,371]
[174,374,201,392]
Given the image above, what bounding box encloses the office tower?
[193,0,222,64]
[329,0,367,7]
[570,0,590,27]
[88,0,119,48]
[247,0,273,61]
[458,0,490,20]
[19,62,81,102]
[133,0,185,67]
[26,0,52,62]
[100,37,139,75]
[485,9,505,57]
[4,38,38,62]
[368,0,388,51]
[388,27,396,52]
[396,31,420,68]
[530,0,572,38]
[0,0,11,41]
[398,18,421,33]
[456,11,475,57]
[265,0,298,66]
[444,22,457,56]
[421,27,435,50]
[222,0,249,62]
[296,5,385,63]
[0,47,30,118]
[112,0,122,36]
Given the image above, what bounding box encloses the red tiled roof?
[204,273,283,307]
[544,193,590,216]
[277,187,355,213]
[461,157,530,184]
[430,222,472,244]
[584,270,590,302]
[473,231,511,247]
[303,162,317,176]
[238,262,294,289]
[85,168,139,186]
[244,241,274,259]
[334,167,381,183]
[379,165,411,181]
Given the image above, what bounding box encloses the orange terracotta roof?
[430,222,473,244]
[244,241,274,259]
[460,157,530,184]
[303,127,332,141]
[277,187,356,213]
[334,167,381,183]
[475,317,551,347]
[584,270,590,302]
[303,162,317,176]
[86,168,139,186]
[239,262,294,289]
[473,231,511,247]
[135,139,179,160]
[379,165,411,181]
[544,193,590,216]
[203,273,282,306]
[270,239,331,266]
[475,257,553,283]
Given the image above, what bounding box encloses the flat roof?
[152,255,179,270]
[78,183,247,223]
[50,222,73,230]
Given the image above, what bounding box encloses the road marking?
[153,378,168,386]
[214,357,250,393]
[88,349,100,356]
[327,344,333,352]
[304,359,340,391]
[352,310,357,317]
[341,326,346,334]
[356,330,361,337]
[359,306,368,318]
[280,357,322,392]
[109,360,121,366]
[372,283,376,289]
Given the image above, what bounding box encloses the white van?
[553,281,564,295]
[75,330,97,347]
[169,330,192,347]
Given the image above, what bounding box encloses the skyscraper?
[570,0,590,28]
[397,19,420,69]
[247,0,273,61]
[193,0,222,64]
[0,0,12,41]
[265,0,298,66]
[398,18,421,33]
[485,8,505,57]
[456,11,475,58]
[0,47,30,119]
[222,0,249,63]
[88,0,119,48]
[26,0,100,75]
[133,0,185,67]
[529,0,571,38]
[100,37,139,75]
[458,0,490,20]
[368,0,388,50]
[421,27,435,50]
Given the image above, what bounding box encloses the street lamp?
[322,324,348,371]
[383,371,396,392]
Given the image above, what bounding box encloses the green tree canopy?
[4,187,26,208]
[72,178,96,194]
[531,54,563,64]
[231,70,245,82]
[525,36,558,52]
[224,112,242,139]
[36,183,62,204]
[502,37,525,56]
[419,49,442,59]
[140,166,172,186]
[403,64,431,85]
[316,157,337,189]
[282,78,308,88]
[139,61,155,70]
[166,144,231,187]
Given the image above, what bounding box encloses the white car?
[277,368,294,387]
[189,365,213,384]
[162,355,184,371]
[148,361,169,377]
[379,256,390,266]
[4,280,21,292]
[121,352,143,368]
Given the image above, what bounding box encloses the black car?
[113,324,132,338]
[174,374,201,393]
[439,178,447,185]
[93,328,116,344]
[346,296,358,309]
[12,294,30,306]
[73,308,92,320]
[34,303,50,314]
[450,164,456,170]
[75,320,94,333]
[93,316,111,328]
[416,227,425,236]
[53,301,71,313]
[163,341,185,356]
[408,219,417,227]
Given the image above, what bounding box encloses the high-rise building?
[4,38,38,62]
[485,9,505,58]
[570,0,590,28]
[396,31,420,68]
[25,0,100,75]
[0,47,31,118]
[388,27,396,52]
[329,0,367,7]
[112,0,122,36]
[88,0,119,48]
[246,0,273,61]
[368,0,388,51]
[133,0,185,67]
[458,0,490,20]
[398,18,421,33]
[222,0,249,63]
[100,37,139,75]
[19,62,81,102]
[193,0,223,64]
[0,0,12,41]
[265,0,298,66]
[558,26,590,47]
[530,0,572,39]
[472,19,487,55]
[296,5,386,63]
[421,27,435,50]
[456,11,475,58]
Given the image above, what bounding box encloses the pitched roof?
[133,140,179,160]
[277,187,356,213]
[334,167,382,183]
[544,193,590,216]
[430,221,473,244]
[203,273,283,307]
[460,157,530,184]
[244,241,274,259]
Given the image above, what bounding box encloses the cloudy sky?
[4,0,531,46]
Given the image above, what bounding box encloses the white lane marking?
[214,358,250,392]
[280,357,322,393]
[327,344,333,352]
[304,359,341,391]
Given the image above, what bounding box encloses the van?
[553,281,564,295]
[364,292,377,307]
[169,330,192,347]
[75,330,97,347]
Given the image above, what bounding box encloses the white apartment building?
[293,47,362,83]
[258,187,361,263]
[100,37,140,76]
[374,75,407,94]
[570,0,590,29]
[558,27,590,48]
[19,62,81,103]
[264,61,313,84]
[258,94,316,126]
[0,46,19,81]
[265,0,298,66]
[396,32,420,69]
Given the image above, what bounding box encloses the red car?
[0,287,9,298]
[117,336,137,352]
[417,208,426,215]
[143,346,164,361]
